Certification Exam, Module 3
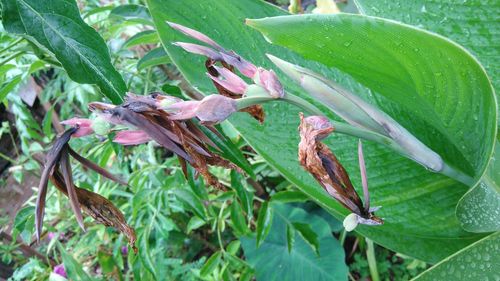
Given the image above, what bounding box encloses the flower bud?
[207,66,248,95]
[60,118,94,137]
[113,130,151,146]
[53,264,67,278]
[173,42,222,61]
[255,68,284,98]
[167,21,223,50]
[91,116,111,135]
[343,213,359,232]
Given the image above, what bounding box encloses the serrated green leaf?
[175,188,207,220]
[1,0,127,104]
[57,243,93,281]
[256,202,273,248]
[230,201,248,235]
[137,47,170,70]
[186,216,206,234]
[200,251,222,277]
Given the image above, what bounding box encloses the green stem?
[339,229,347,246]
[0,38,24,57]
[366,238,380,281]
[0,151,16,163]
[217,201,227,252]
[0,51,26,66]
[237,92,473,186]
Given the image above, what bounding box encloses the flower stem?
[237,92,474,186]
[366,238,380,281]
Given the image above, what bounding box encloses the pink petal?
[53,264,67,278]
[207,66,248,95]
[113,130,151,146]
[60,118,94,137]
[164,100,200,120]
[173,42,222,60]
[257,68,284,98]
[220,52,257,78]
[196,95,237,124]
[167,21,223,50]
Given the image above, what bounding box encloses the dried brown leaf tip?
[297,113,383,231]
[35,127,135,249]
[89,93,241,189]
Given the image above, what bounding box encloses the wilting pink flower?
[121,245,129,255]
[164,95,237,124]
[53,264,67,278]
[168,21,258,79]
[60,118,94,137]
[167,21,223,50]
[207,66,248,95]
[256,68,284,98]
[302,115,333,140]
[113,130,151,146]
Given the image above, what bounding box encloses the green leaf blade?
[2,0,127,104]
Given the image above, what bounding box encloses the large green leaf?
[412,231,500,281]
[456,142,500,232]
[354,0,500,101]
[247,14,496,179]
[147,0,488,262]
[241,203,347,281]
[1,0,127,104]
[354,0,500,234]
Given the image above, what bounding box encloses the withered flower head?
[35,127,135,251]
[89,93,242,189]
[164,94,237,125]
[298,113,382,230]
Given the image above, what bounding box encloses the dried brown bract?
[298,113,382,228]
[35,128,134,249]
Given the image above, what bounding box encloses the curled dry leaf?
[50,169,137,252]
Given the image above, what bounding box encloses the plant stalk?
[237,92,474,186]
[366,238,380,281]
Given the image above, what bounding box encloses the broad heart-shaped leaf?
[412,231,500,281]
[147,0,488,262]
[353,0,500,234]
[241,203,347,281]
[1,0,127,104]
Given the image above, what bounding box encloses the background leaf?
[147,0,489,262]
[137,47,170,71]
[241,204,347,281]
[413,232,500,281]
[109,4,153,26]
[1,0,127,104]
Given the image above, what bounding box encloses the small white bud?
[343,213,359,232]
